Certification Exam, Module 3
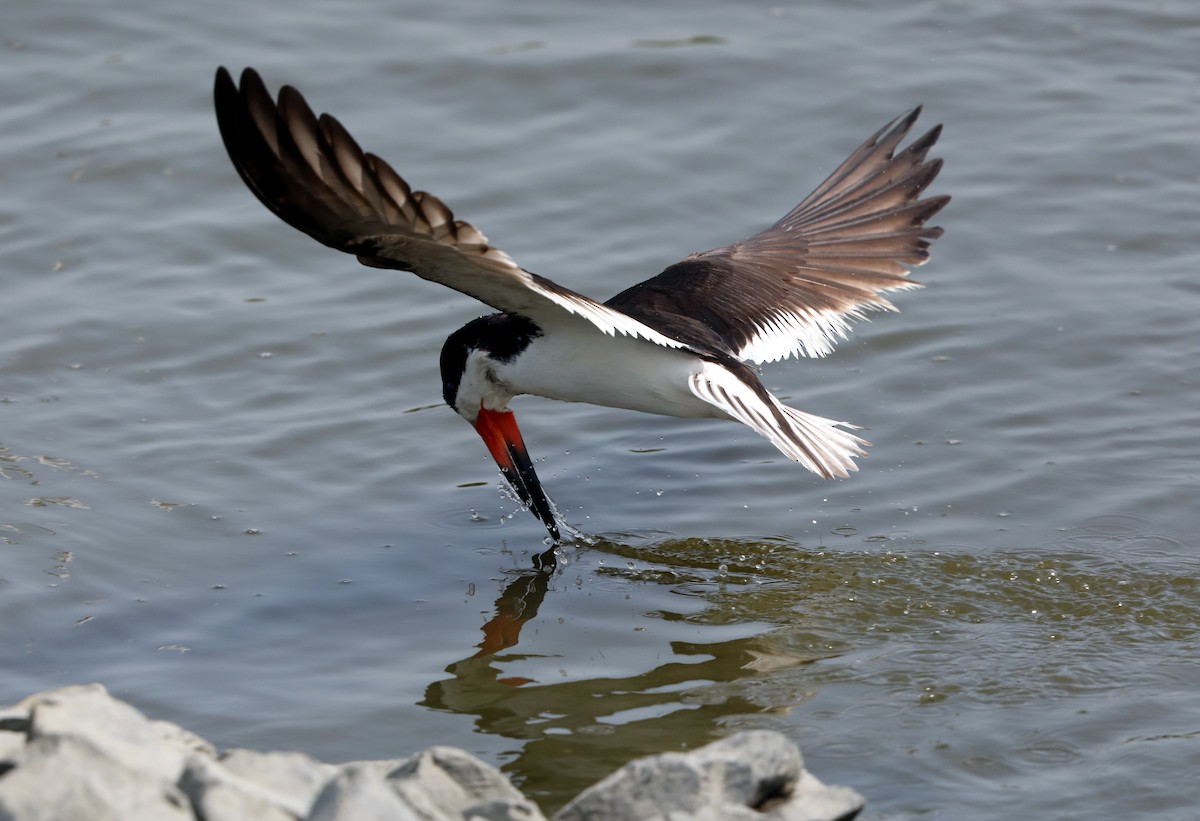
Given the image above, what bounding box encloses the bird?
[213,66,949,545]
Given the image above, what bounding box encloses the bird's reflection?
[421,537,835,811]
[473,564,552,661]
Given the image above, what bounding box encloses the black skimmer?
[213,67,949,544]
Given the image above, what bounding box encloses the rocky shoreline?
[0,684,863,820]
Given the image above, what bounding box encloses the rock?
[18,683,212,783]
[385,746,548,821]
[0,710,29,734]
[553,731,863,821]
[0,731,22,766]
[0,733,191,821]
[0,685,202,821]
[216,748,337,812]
[307,764,422,821]
[178,752,306,821]
[778,770,867,821]
[0,685,863,821]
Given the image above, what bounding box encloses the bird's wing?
[606,107,949,362]
[213,67,687,351]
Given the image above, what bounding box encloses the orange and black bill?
[473,407,561,543]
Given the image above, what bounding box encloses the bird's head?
[439,315,560,542]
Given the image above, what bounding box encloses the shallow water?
[3,0,1199,817]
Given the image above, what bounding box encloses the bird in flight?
[213,67,948,545]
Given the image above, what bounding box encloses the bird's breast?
[494,332,725,420]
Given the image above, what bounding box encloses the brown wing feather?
[607,107,949,362]
[213,67,687,349]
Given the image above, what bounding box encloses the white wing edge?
[735,282,923,364]
[530,281,691,351]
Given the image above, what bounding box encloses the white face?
[451,350,514,424]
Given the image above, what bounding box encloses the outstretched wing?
[213,67,687,350]
[606,107,949,362]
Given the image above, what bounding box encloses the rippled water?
[3,0,1198,817]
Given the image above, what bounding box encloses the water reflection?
[420,524,1200,811]
[422,537,842,809]
[473,568,552,661]
[425,612,820,809]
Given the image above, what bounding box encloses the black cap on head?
[439,313,543,409]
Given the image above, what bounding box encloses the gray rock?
[775,770,866,821]
[152,718,220,765]
[218,748,338,811]
[20,684,211,783]
[0,731,22,766]
[0,710,29,734]
[0,686,863,821]
[179,752,304,821]
[386,746,548,821]
[553,731,863,821]
[0,733,191,821]
[307,764,422,821]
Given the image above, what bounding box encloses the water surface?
[2,0,1198,817]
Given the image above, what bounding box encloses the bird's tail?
[688,363,869,479]
[774,403,869,479]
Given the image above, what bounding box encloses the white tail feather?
[775,404,869,478]
[688,364,868,478]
